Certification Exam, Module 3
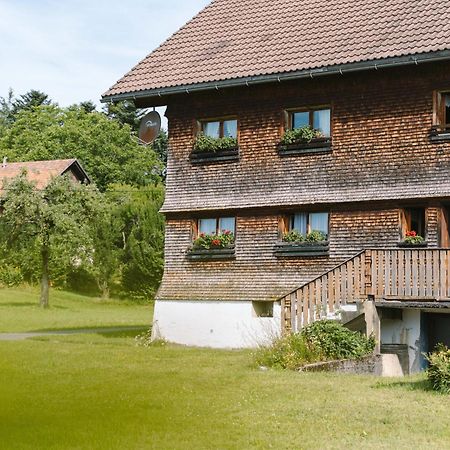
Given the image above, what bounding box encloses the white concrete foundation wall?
[381,309,421,373]
[152,300,282,348]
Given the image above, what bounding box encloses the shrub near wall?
[255,320,375,370]
[425,344,450,394]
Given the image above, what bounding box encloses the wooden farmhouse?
[103,0,450,372]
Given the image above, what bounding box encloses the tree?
[89,200,123,299]
[0,88,15,129]
[11,89,52,116]
[107,184,165,299]
[152,130,168,174]
[103,100,142,131]
[78,101,97,113]
[0,105,163,190]
[0,173,104,307]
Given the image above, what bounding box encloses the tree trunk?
[100,281,110,300]
[40,242,50,308]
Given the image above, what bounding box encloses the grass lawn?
[1,287,449,449]
[0,286,152,332]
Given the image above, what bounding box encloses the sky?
[0,0,210,115]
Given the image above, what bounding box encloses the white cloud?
[0,0,210,113]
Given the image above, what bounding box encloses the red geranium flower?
[406,231,417,237]
[211,239,221,246]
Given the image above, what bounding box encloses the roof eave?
[101,49,450,105]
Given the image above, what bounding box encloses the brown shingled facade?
[157,61,450,302]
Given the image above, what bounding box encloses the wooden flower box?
[186,247,236,261]
[397,241,428,248]
[277,137,332,156]
[274,241,330,257]
[190,147,239,164]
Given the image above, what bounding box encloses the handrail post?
[281,296,291,335]
[364,249,372,298]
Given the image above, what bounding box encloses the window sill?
[277,138,331,157]
[190,147,239,164]
[186,247,236,261]
[274,242,330,257]
[397,242,428,248]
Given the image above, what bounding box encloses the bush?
[193,133,238,153]
[301,320,375,360]
[425,344,450,393]
[255,320,375,370]
[0,265,24,287]
[255,332,320,370]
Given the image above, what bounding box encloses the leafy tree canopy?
[103,100,142,131]
[0,104,163,190]
[106,183,165,299]
[11,89,52,115]
[0,173,106,307]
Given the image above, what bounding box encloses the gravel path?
[0,326,148,341]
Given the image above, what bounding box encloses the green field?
[1,288,449,449]
[0,286,152,332]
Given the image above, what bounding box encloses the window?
[202,119,237,139]
[401,208,426,238]
[198,217,236,235]
[290,108,331,137]
[435,92,450,128]
[440,206,450,247]
[288,212,329,237]
[444,94,450,126]
[432,92,450,140]
[252,301,274,318]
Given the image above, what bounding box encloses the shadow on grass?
[0,302,38,307]
[96,327,150,339]
[374,377,434,392]
[32,325,149,334]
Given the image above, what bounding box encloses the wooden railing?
[280,249,450,333]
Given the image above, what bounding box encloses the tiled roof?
[0,159,87,192]
[103,0,450,99]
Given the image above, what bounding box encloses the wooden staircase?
[279,248,450,333]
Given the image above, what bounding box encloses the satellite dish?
[138,110,161,144]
